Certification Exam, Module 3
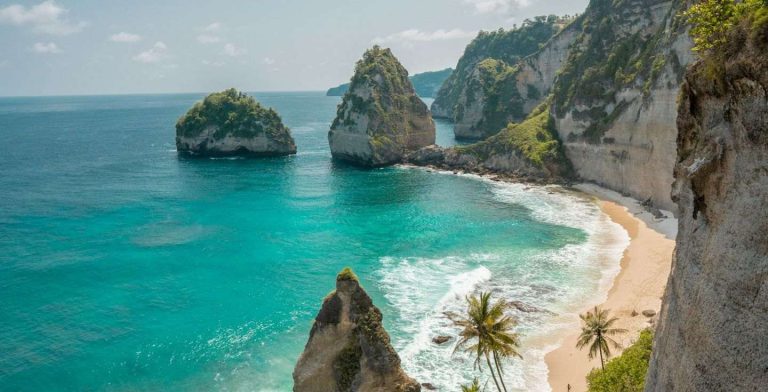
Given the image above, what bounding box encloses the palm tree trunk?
[492,351,508,392]
[599,345,604,371]
[485,353,503,392]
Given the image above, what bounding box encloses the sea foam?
[379,171,629,391]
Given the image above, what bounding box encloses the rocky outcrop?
[175,88,296,157]
[645,17,768,391]
[457,21,580,140]
[551,0,694,212]
[293,268,420,392]
[431,16,574,139]
[328,46,435,167]
[407,101,572,181]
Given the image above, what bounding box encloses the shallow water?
[0,92,626,391]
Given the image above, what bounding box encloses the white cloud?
[32,41,60,53]
[133,41,167,63]
[223,43,245,57]
[197,34,220,44]
[262,57,275,65]
[197,22,222,44]
[372,29,477,45]
[204,22,220,32]
[109,32,141,43]
[0,1,85,35]
[463,0,530,14]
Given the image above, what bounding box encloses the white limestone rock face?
[175,89,296,157]
[328,47,435,167]
[551,0,694,212]
[293,269,420,392]
[645,21,768,391]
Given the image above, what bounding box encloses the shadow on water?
[173,153,298,197]
[328,159,422,207]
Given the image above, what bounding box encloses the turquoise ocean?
[0,92,628,391]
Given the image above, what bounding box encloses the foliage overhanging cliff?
[646,2,768,390]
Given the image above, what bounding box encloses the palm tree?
[447,292,522,392]
[460,378,483,392]
[575,306,627,370]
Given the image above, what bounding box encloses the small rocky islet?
[328,46,436,167]
[293,268,421,392]
[175,88,296,157]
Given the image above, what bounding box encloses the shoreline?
[396,165,676,390]
[544,191,676,392]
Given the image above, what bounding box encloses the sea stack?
[293,268,420,392]
[328,46,435,166]
[175,88,296,157]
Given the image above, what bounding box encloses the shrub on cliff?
[586,329,653,392]
[455,98,573,178]
[683,0,767,54]
[682,0,768,88]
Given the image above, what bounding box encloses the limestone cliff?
[551,0,694,211]
[428,0,694,212]
[645,16,768,391]
[175,88,296,157]
[293,268,420,392]
[328,46,435,167]
[431,16,571,139]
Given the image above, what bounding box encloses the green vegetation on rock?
[176,88,286,139]
[326,68,452,98]
[336,267,359,282]
[682,0,768,88]
[459,58,525,136]
[683,0,767,54]
[456,98,571,176]
[432,15,568,122]
[586,329,654,392]
[550,0,689,142]
[329,46,434,166]
[175,88,296,156]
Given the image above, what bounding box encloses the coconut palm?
[460,378,483,392]
[447,292,522,392]
[576,306,628,370]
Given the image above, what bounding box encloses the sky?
[0,0,588,96]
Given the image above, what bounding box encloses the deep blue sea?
[0,92,627,391]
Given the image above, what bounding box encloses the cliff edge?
[646,12,768,391]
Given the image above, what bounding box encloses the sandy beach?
[545,188,676,392]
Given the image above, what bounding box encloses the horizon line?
[0,89,331,99]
